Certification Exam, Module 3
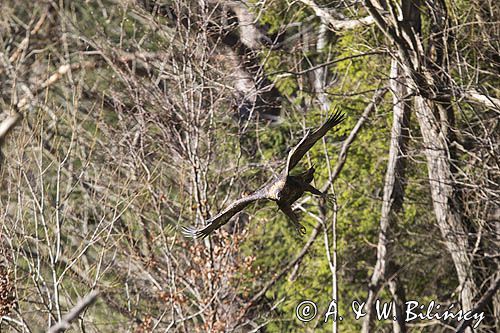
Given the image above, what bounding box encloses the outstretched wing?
[182,191,266,239]
[286,110,345,173]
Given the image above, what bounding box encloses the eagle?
[182,110,345,239]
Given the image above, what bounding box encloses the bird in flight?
[182,110,345,239]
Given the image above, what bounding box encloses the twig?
[455,274,500,332]
[321,87,388,192]
[47,291,99,333]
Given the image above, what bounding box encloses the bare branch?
[47,291,99,333]
[299,0,375,30]
[0,113,21,142]
[455,274,500,332]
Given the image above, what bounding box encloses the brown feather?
[182,189,271,239]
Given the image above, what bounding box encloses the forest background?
[0,0,498,332]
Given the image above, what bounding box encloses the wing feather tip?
[327,109,345,126]
[181,226,210,239]
[181,226,200,239]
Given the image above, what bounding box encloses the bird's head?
[269,178,285,201]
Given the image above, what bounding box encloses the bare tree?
[362,0,499,331]
[362,59,410,333]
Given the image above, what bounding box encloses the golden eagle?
[182,110,345,239]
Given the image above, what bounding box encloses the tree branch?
[455,274,500,332]
[0,113,22,142]
[299,0,375,30]
[48,291,99,333]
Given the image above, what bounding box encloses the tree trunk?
[361,59,410,333]
[414,96,476,313]
[388,262,407,333]
[362,1,478,330]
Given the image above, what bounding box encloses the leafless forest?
[0,0,498,332]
